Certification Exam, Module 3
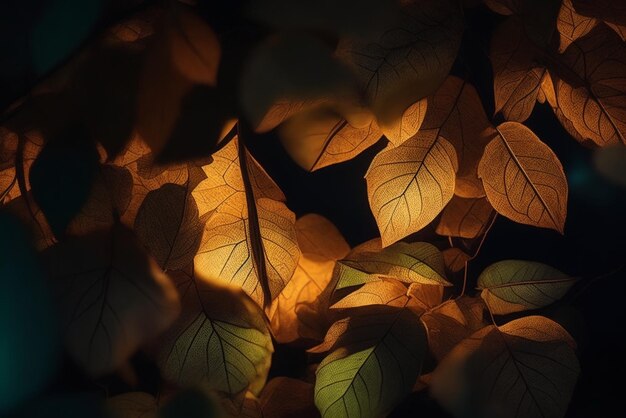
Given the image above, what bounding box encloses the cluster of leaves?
[1,0,625,417]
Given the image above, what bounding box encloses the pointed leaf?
[380,99,428,147]
[478,260,578,315]
[366,134,457,245]
[431,316,580,418]
[478,122,568,232]
[157,269,273,394]
[42,225,180,376]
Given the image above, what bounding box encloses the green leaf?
[313,306,427,418]
[335,240,451,290]
[157,269,273,395]
[431,316,580,418]
[478,260,578,315]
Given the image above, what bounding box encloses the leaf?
[313,306,427,418]
[160,388,224,418]
[557,0,598,53]
[436,196,494,239]
[366,133,458,246]
[134,173,204,270]
[29,129,101,237]
[414,77,492,198]
[336,0,463,127]
[42,225,180,376]
[442,247,471,273]
[193,137,300,307]
[157,269,273,395]
[336,240,450,289]
[554,25,626,146]
[491,19,545,123]
[67,164,133,235]
[380,99,428,147]
[279,107,383,171]
[485,0,561,47]
[478,122,568,233]
[571,0,626,27]
[420,297,487,361]
[478,260,578,315]
[240,33,356,129]
[431,316,580,418]
[0,213,61,414]
[593,145,626,187]
[259,377,318,418]
[269,214,349,343]
[106,392,158,418]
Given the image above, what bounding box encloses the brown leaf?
[431,316,580,418]
[478,122,568,233]
[337,0,463,127]
[571,0,626,27]
[279,107,382,171]
[442,247,471,273]
[436,196,494,239]
[42,225,180,376]
[259,377,317,418]
[157,269,273,395]
[366,133,458,246]
[419,77,493,198]
[380,99,428,147]
[557,0,598,53]
[491,19,545,122]
[106,392,158,418]
[193,137,300,307]
[0,130,43,203]
[554,25,626,146]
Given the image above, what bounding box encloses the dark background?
[2,1,625,417]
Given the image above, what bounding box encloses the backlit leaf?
[366,134,458,246]
[313,306,427,418]
[193,137,300,307]
[436,196,494,239]
[336,0,463,127]
[442,247,471,273]
[478,260,578,315]
[157,269,273,395]
[431,316,580,418]
[380,99,427,147]
[478,122,568,233]
[554,25,626,146]
[557,0,598,53]
[42,225,180,376]
[330,277,424,310]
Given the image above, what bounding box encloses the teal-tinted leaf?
[157,269,273,395]
[478,260,577,315]
[313,306,427,418]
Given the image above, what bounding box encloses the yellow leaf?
[436,196,494,239]
[478,122,568,233]
[431,316,579,418]
[366,133,457,246]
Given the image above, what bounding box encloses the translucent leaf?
[380,99,427,147]
[42,225,180,376]
[431,316,580,418]
[366,134,457,246]
[313,306,427,418]
[157,269,273,395]
[557,0,598,53]
[478,122,568,233]
[478,260,578,315]
[436,196,494,239]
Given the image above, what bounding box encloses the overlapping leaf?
[431,316,580,418]
[436,196,494,239]
[157,269,273,395]
[366,133,458,246]
[193,137,300,307]
[557,0,598,53]
[42,225,180,376]
[478,260,578,315]
[478,122,568,232]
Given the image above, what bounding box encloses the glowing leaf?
[331,277,420,310]
[157,269,273,395]
[554,25,626,146]
[491,19,545,123]
[436,196,494,239]
[416,77,492,198]
[366,134,457,246]
[336,240,450,289]
[478,260,578,315]
[270,214,349,343]
[337,0,463,127]
[557,0,598,53]
[279,108,382,171]
[42,225,180,376]
[193,137,300,307]
[431,316,580,418]
[134,172,204,270]
[380,99,427,147]
[478,122,568,233]
[313,306,427,418]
